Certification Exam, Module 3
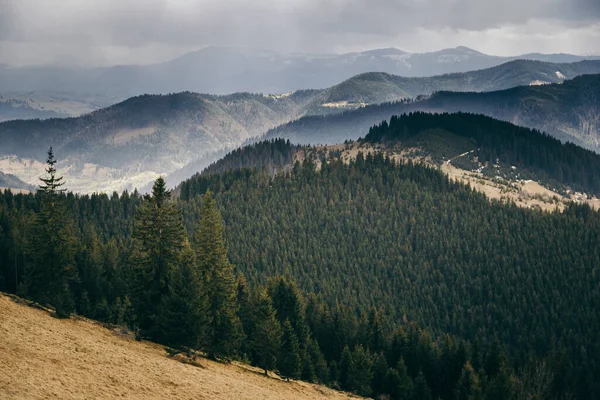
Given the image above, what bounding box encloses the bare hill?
[0,293,357,400]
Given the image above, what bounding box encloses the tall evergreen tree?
[413,371,432,400]
[279,319,301,381]
[349,344,374,397]
[155,244,209,349]
[250,290,282,375]
[130,177,186,338]
[339,345,353,391]
[25,147,77,317]
[194,190,242,360]
[268,276,309,349]
[455,361,483,400]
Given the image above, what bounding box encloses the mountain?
[174,114,600,398]
[3,113,600,398]
[0,92,124,123]
[265,74,600,150]
[1,46,598,98]
[0,91,316,193]
[2,62,599,193]
[0,170,34,192]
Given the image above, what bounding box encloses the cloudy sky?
[1,0,599,66]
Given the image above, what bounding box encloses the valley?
[2,62,600,194]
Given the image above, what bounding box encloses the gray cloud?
[0,0,598,66]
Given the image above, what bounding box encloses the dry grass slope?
[0,293,359,400]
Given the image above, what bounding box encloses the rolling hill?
[2,62,599,193]
[265,74,600,151]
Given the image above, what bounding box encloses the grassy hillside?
[0,293,356,400]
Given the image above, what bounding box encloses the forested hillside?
[303,60,600,115]
[265,74,600,151]
[2,116,600,397]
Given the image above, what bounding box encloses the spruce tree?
[25,147,77,317]
[237,275,253,360]
[339,345,353,391]
[349,344,374,397]
[130,176,187,338]
[307,338,329,383]
[194,190,242,360]
[412,371,432,400]
[155,244,209,350]
[372,352,388,396]
[268,276,309,349]
[455,361,483,400]
[250,290,282,375]
[278,319,301,381]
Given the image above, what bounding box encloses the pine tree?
[79,290,93,318]
[250,290,282,375]
[367,308,386,354]
[237,275,253,360]
[455,361,483,400]
[349,344,374,397]
[25,147,77,317]
[485,363,515,400]
[268,276,309,349]
[155,244,209,350]
[307,338,329,383]
[194,191,242,360]
[278,319,301,381]
[339,345,353,391]
[412,371,432,400]
[372,352,389,396]
[130,176,187,339]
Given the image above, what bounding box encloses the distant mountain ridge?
[1,46,598,97]
[265,74,600,151]
[1,61,599,193]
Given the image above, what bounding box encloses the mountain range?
[1,60,599,193]
[265,74,600,150]
[0,45,598,120]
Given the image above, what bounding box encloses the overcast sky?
[1,0,599,66]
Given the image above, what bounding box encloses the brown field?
[0,293,358,400]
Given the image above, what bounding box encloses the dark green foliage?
[3,123,600,398]
[339,346,353,391]
[384,358,413,400]
[267,276,309,349]
[278,319,301,380]
[250,290,282,375]
[372,352,389,396]
[307,338,329,384]
[348,345,374,397]
[413,371,433,400]
[485,364,515,400]
[179,152,600,398]
[25,148,77,317]
[130,177,187,339]
[194,191,242,360]
[455,362,483,400]
[364,112,600,195]
[155,245,209,350]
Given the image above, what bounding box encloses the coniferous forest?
[2,113,600,399]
